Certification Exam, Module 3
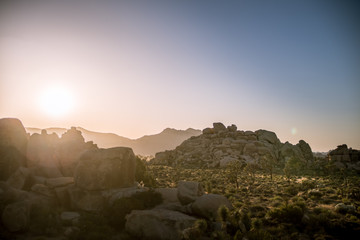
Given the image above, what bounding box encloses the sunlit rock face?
[74,147,136,191]
[0,118,28,180]
[153,122,314,168]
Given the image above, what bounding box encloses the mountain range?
[25,127,202,156]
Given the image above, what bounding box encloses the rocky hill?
[153,122,314,168]
[26,127,201,156]
[0,118,232,240]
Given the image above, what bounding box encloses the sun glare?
[39,86,74,117]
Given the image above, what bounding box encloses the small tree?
[227,160,245,189]
[244,163,259,185]
[259,154,277,181]
[283,156,304,182]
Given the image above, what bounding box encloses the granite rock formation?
[152,122,314,168]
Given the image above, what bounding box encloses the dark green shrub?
[135,157,157,187]
[266,204,303,224]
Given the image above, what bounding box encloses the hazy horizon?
[1,0,359,152]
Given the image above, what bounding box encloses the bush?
[266,204,304,224]
[135,157,157,187]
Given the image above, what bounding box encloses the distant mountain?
[26,127,202,156]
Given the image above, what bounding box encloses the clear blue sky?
[0,0,359,151]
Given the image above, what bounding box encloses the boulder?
[31,184,54,198]
[155,188,179,203]
[296,140,314,162]
[280,142,305,162]
[60,211,80,222]
[57,127,97,176]
[256,129,280,145]
[219,156,239,168]
[0,146,27,181]
[54,185,72,209]
[125,209,197,240]
[45,177,74,189]
[6,167,32,190]
[2,200,31,232]
[213,122,226,133]
[202,128,214,134]
[191,194,233,220]
[68,185,106,212]
[335,203,356,214]
[227,124,237,132]
[0,118,28,154]
[108,187,147,205]
[75,147,136,191]
[177,181,204,205]
[0,118,28,181]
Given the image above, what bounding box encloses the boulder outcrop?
[152,123,313,168]
[75,147,136,191]
[0,118,28,180]
[328,145,360,172]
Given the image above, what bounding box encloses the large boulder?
[125,209,197,240]
[6,167,32,190]
[296,140,314,163]
[2,200,31,232]
[177,181,204,205]
[213,122,227,133]
[0,118,28,180]
[0,118,28,154]
[256,129,280,145]
[26,131,62,177]
[191,194,233,220]
[68,185,105,212]
[155,188,179,203]
[75,147,136,191]
[280,142,305,162]
[57,127,97,176]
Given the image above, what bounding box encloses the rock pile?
[153,122,313,168]
[328,144,360,172]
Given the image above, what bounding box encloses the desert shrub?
[106,190,163,229]
[284,184,300,196]
[135,156,157,187]
[246,229,273,240]
[266,204,304,224]
[300,180,316,191]
[240,210,252,231]
[194,219,208,233]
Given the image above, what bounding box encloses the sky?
[0,0,359,152]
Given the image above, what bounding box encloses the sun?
[39,86,74,117]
